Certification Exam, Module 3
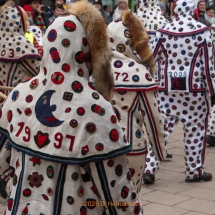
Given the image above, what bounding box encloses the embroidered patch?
[7,110,12,122]
[85,122,96,133]
[81,145,89,155]
[65,107,71,113]
[107,159,114,167]
[70,119,78,128]
[71,172,79,181]
[91,104,105,116]
[77,68,84,77]
[121,186,129,198]
[135,130,142,139]
[128,62,134,67]
[145,73,152,81]
[7,198,13,211]
[82,37,87,46]
[114,60,123,68]
[11,90,19,101]
[131,192,136,199]
[110,180,116,187]
[67,196,74,205]
[51,72,64,85]
[64,20,76,32]
[171,77,186,90]
[62,38,70,47]
[29,79,39,89]
[24,108,32,116]
[124,29,131,38]
[47,165,54,178]
[77,107,85,116]
[47,187,53,196]
[47,29,57,42]
[88,82,96,90]
[50,47,61,63]
[42,194,49,201]
[25,95,33,103]
[62,63,70,73]
[44,67,47,75]
[132,75,140,82]
[10,124,13,132]
[116,44,125,53]
[29,157,41,166]
[92,92,99,100]
[42,78,47,85]
[109,129,119,141]
[13,174,17,186]
[71,81,83,93]
[115,164,123,176]
[75,51,85,64]
[27,172,44,187]
[23,188,31,197]
[95,143,104,151]
[134,202,141,215]
[34,131,51,149]
[77,186,84,197]
[63,92,73,101]
[110,115,117,123]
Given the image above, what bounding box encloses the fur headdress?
[67,1,114,100]
[0,0,13,14]
[121,10,156,74]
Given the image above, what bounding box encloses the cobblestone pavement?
[0,122,215,214]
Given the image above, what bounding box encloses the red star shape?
[29,157,41,166]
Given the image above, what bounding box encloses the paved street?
[0,122,215,214]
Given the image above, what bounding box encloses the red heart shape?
[34,131,50,149]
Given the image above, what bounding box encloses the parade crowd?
[0,0,215,214]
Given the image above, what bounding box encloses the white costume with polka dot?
[0,5,41,108]
[0,2,144,214]
[151,0,215,179]
[136,0,168,175]
[107,16,167,192]
[136,0,168,44]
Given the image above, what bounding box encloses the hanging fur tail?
[67,1,114,100]
[121,10,156,75]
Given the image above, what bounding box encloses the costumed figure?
[151,0,215,182]
[107,10,167,191]
[113,0,129,21]
[0,1,144,214]
[0,1,41,107]
[136,0,169,184]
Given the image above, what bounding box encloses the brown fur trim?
[67,1,114,100]
[0,1,14,15]
[121,11,156,75]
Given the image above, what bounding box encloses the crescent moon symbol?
[35,90,64,127]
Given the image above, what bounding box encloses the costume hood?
[136,0,168,33]
[0,2,41,62]
[159,0,207,36]
[107,11,157,90]
[0,1,131,165]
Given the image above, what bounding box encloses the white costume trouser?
[157,91,209,179]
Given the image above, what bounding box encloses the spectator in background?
[103,5,112,23]
[193,0,210,26]
[19,0,50,33]
[93,0,110,25]
[49,3,64,23]
[205,5,215,25]
[113,0,128,20]
[159,1,172,21]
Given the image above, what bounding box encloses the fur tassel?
[67,1,114,100]
[121,11,156,75]
[0,0,14,15]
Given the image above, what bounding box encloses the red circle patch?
[51,72,64,85]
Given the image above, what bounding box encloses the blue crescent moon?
[35,90,64,127]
